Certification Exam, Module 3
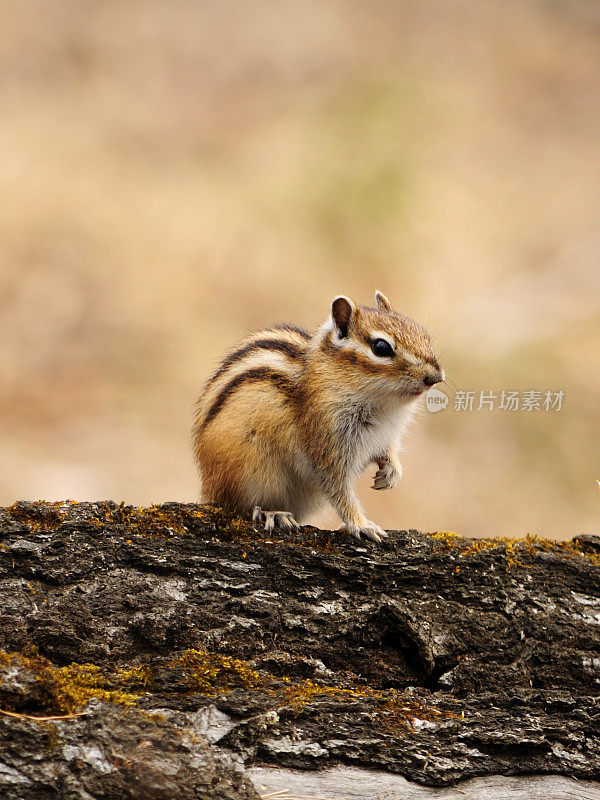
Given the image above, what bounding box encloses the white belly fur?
[349,401,416,475]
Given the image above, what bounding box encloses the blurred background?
[1,0,599,539]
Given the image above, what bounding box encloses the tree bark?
[1,501,599,798]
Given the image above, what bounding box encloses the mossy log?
[1,501,600,798]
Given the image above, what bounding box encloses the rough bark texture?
[1,501,599,798]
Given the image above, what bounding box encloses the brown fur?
[193,293,442,541]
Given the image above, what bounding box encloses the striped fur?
[193,292,443,542]
[199,366,297,434]
[203,338,305,394]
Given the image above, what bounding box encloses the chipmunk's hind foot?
[252,507,300,533]
[340,522,388,544]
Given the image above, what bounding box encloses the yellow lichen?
[115,665,153,692]
[167,649,264,695]
[4,500,341,552]
[6,501,72,532]
[276,678,449,734]
[0,647,453,736]
[50,663,141,712]
[428,530,600,571]
[0,651,140,717]
[119,505,189,537]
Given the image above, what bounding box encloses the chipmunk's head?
[321,291,444,401]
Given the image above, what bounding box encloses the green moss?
[0,647,453,736]
[0,651,141,716]
[168,649,265,695]
[88,502,206,539]
[4,500,342,554]
[6,501,74,532]
[275,677,450,734]
[429,530,600,571]
[168,650,450,734]
[115,665,153,692]
[378,689,449,735]
[116,504,191,538]
[51,662,137,711]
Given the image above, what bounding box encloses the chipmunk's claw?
[340,522,388,543]
[252,507,300,534]
[372,459,401,491]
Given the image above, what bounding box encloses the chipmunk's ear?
[375,290,392,312]
[331,295,356,338]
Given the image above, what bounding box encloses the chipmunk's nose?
[423,368,444,387]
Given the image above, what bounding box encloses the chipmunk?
[193,291,443,543]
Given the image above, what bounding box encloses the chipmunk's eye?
[371,338,394,358]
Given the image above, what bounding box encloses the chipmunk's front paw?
[340,521,388,544]
[252,507,300,534]
[372,458,402,490]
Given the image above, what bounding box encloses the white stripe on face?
[395,347,419,365]
[324,321,433,371]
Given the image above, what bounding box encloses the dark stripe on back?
[204,337,306,391]
[266,324,311,340]
[199,366,296,433]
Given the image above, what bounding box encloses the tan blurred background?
[1,0,599,539]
